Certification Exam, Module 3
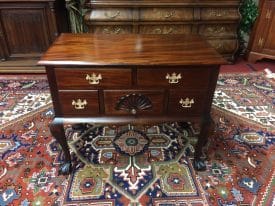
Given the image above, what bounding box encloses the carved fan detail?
[115,93,153,114]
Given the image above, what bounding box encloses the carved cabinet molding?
[84,0,241,62]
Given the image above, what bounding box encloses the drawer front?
[137,68,211,90]
[168,91,206,115]
[199,24,237,38]
[87,8,133,21]
[55,68,132,89]
[139,24,192,34]
[207,39,238,54]
[58,91,99,116]
[89,25,133,34]
[139,8,194,21]
[104,90,164,115]
[200,8,239,20]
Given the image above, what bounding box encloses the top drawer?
[55,68,132,89]
[137,67,211,90]
[200,8,239,20]
[139,8,194,21]
[87,8,133,21]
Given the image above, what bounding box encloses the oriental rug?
[0,72,274,206]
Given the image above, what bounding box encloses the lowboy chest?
[38,34,226,174]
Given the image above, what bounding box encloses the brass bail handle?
[86,73,102,85]
[179,98,194,108]
[72,99,87,110]
[166,72,182,84]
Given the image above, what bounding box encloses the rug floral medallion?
[0,72,274,206]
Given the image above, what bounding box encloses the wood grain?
[38,34,227,66]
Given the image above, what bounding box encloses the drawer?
[55,68,132,89]
[138,24,192,34]
[207,39,238,54]
[168,90,206,115]
[87,8,133,21]
[58,91,99,116]
[88,25,133,34]
[200,8,239,20]
[104,90,164,115]
[137,68,211,90]
[139,8,193,21]
[199,24,237,38]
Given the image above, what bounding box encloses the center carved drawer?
[104,90,165,115]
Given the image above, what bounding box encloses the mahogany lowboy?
[38,34,226,175]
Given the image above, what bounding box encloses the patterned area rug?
[0,72,274,206]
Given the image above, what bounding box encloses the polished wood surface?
[40,34,225,174]
[39,34,226,66]
[246,0,275,62]
[84,0,241,62]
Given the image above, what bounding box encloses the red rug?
[0,72,274,206]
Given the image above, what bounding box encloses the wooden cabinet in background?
[246,0,275,62]
[0,0,68,70]
[84,0,241,62]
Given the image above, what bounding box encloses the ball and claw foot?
[193,158,207,171]
[58,162,72,175]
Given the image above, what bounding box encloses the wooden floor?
[0,59,45,73]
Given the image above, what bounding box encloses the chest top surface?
[38,33,227,67]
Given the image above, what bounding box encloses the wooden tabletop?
[38,33,227,66]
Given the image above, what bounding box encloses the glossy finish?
[246,0,275,62]
[84,0,241,62]
[39,34,226,66]
[39,34,225,174]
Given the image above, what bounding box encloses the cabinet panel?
[262,3,275,54]
[0,0,68,66]
[1,8,50,55]
[246,0,275,62]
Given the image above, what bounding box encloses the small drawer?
[138,24,192,34]
[87,8,133,21]
[58,91,99,116]
[199,24,237,38]
[168,90,206,115]
[139,8,193,21]
[55,68,132,89]
[104,90,164,115]
[137,68,211,90]
[200,8,239,20]
[89,25,133,34]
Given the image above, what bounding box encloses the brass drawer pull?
[104,11,120,19]
[164,10,175,18]
[72,99,87,110]
[179,98,194,108]
[103,27,121,34]
[166,72,182,84]
[86,73,102,85]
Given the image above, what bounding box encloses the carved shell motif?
[115,93,153,115]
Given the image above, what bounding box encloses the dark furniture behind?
[84,0,241,62]
[0,0,68,72]
[246,0,275,62]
